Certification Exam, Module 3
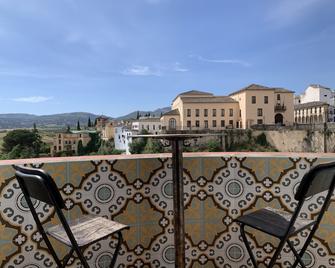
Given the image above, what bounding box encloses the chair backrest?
[295,161,335,201]
[13,165,75,267]
[13,165,65,209]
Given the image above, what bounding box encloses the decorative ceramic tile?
[0,155,334,267]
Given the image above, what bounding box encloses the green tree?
[143,139,164,154]
[129,129,149,154]
[66,125,71,133]
[2,129,43,159]
[88,117,92,128]
[85,132,101,153]
[77,120,81,130]
[77,140,85,155]
[206,140,221,152]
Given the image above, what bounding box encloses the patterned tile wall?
[0,155,334,267]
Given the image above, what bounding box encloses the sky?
[0,0,334,117]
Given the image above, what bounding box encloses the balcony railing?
[274,104,287,112]
[0,153,334,267]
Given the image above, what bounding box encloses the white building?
[114,127,132,154]
[295,84,335,122]
[131,117,162,134]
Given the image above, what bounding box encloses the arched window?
[169,118,177,130]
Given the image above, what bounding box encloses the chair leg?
[240,224,258,268]
[73,247,90,268]
[291,226,318,268]
[61,248,75,267]
[109,232,123,268]
[267,237,288,268]
[286,240,306,268]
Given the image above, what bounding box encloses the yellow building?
[161,90,240,130]
[50,131,92,156]
[229,84,294,128]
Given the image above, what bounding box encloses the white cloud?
[122,65,161,76]
[13,96,54,103]
[190,55,251,67]
[174,62,189,72]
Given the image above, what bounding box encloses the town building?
[132,117,162,134]
[294,102,329,124]
[229,84,295,128]
[50,130,93,156]
[114,127,132,154]
[295,84,335,122]
[95,115,109,132]
[101,121,115,141]
[160,90,240,130]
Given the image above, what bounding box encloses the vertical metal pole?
[171,138,185,268]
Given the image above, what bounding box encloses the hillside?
[0,112,104,129]
[0,107,171,129]
[116,107,171,120]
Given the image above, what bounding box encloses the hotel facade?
[161,84,295,130]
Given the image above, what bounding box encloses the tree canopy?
[2,129,43,159]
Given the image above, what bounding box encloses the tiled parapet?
[0,153,335,267]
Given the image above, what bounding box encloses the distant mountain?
[116,107,171,120]
[0,107,171,129]
[0,112,106,129]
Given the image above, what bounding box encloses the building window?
[257,119,263,124]
[196,109,200,117]
[58,146,61,150]
[195,120,200,127]
[204,109,208,117]
[221,109,225,116]
[159,125,161,130]
[264,96,268,104]
[236,121,239,128]
[204,120,208,128]
[54,146,57,150]
[239,110,241,117]
[229,109,233,116]
[59,139,61,144]
[187,121,191,128]
[142,125,144,129]
[252,96,256,104]
[212,109,216,117]
[169,118,177,129]
[212,120,217,127]
[153,125,155,130]
[147,125,149,130]
[229,120,233,126]
[187,109,191,117]
[257,108,263,116]
[221,120,225,127]
[277,94,281,101]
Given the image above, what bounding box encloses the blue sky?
[0,0,334,116]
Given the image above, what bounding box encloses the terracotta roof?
[230,84,294,95]
[179,90,213,96]
[180,96,238,103]
[173,90,213,102]
[162,109,180,116]
[294,101,329,109]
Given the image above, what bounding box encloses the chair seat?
[47,215,128,247]
[236,207,315,238]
